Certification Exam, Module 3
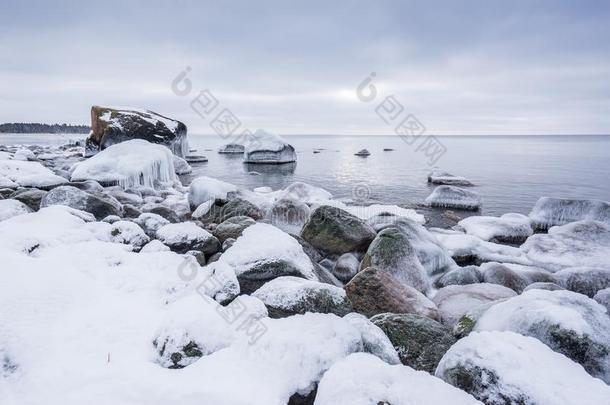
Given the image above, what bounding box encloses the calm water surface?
[2,134,609,216]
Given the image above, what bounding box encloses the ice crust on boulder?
[521,220,610,271]
[71,139,177,189]
[458,213,533,243]
[529,197,610,230]
[316,353,483,405]
[218,143,245,154]
[0,159,68,188]
[188,176,237,209]
[244,129,296,164]
[425,185,482,210]
[0,199,32,221]
[436,331,610,405]
[428,170,474,186]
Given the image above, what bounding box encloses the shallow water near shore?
[2,134,609,216]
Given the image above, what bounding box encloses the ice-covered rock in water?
[342,313,401,365]
[187,176,237,209]
[555,266,610,297]
[252,276,352,318]
[0,160,68,189]
[593,288,610,314]
[71,139,177,189]
[458,213,533,244]
[108,220,150,250]
[243,129,296,164]
[425,185,482,211]
[316,353,483,405]
[134,212,170,237]
[354,148,371,157]
[372,313,456,373]
[347,204,426,225]
[0,199,32,221]
[332,252,359,282]
[212,215,256,242]
[156,222,220,254]
[85,105,188,157]
[40,185,123,220]
[185,153,208,163]
[346,267,439,320]
[218,223,318,293]
[140,239,170,253]
[434,266,483,288]
[301,205,376,255]
[218,143,245,154]
[529,196,610,230]
[432,283,517,327]
[521,220,610,271]
[474,289,610,383]
[173,155,192,175]
[428,170,474,186]
[432,228,533,266]
[436,331,610,405]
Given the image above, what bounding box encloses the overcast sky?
[1,0,609,135]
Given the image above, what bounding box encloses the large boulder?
[436,331,610,405]
[243,129,296,164]
[345,267,439,320]
[85,106,188,157]
[529,197,610,230]
[425,185,482,211]
[432,283,517,327]
[360,228,431,293]
[155,222,220,255]
[40,185,123,220]
[371,313,456,373]
[474,289,610,383]
[300,205,376,256]
[252,276,352,318]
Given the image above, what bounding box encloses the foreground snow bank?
[71,139,177,189]
[316,353,483,405]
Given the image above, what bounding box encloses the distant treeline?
[0,123,90,134]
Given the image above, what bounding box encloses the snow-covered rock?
[342,313,401,365]
[252,276,352,318]
[458,213,533,243]
[199,260,241,304]
[434,266,482,288]
[108,220,150,250]
[555,266,610,297]
[71,139,178,189]
[425,185,482,211]
[212,215,256,242]
[316,353,483,405]
[332,252,359,282]
[140,239,170,253]
[134,212,170,237]
[0,159,68,189]
[218,143,245,154]
[474,289,610,383]
[432,283,517,327]
[0,199,32,221]
[480,262,556,293]
[243,129,296,164]
[436,331,610,405]
[13,148,36,161]
[85,105,188,157]
[529,197,610,230]
[219,223,318,293]
[173,155,192,175]
[187,176,237,209]
[593,288,610,314]
[156,222,220,254]
[40,185,123,220]
[521,220,610,271]
[428,170,474,186]
[0,176,18,188]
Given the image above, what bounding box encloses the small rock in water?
[217,143,245,154]
[428,170,474,186]
[185,154,208,163]
[354,149,371,157]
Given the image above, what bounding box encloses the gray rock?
[332,253,360,283]
[300,205,376,255]
[144,205,183,223]
[213,216,256,242]
[360,227,430,293]
[155,222,221,255]
[218,198,264,222]
[40,185,123,219]
[434,266,482,288]
[222,238,235,252]
[481,263,530,293]
[556,267,610,298]
[291,233,324,263]
[345,267,439,320]
[593,288,610,315]
[523,282,565,292]
[371,313,456,373]
[122,204,142,218]
[9,188,47,211]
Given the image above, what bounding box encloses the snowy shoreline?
[1,138,610,405]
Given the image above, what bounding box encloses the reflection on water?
[243,162,297,176]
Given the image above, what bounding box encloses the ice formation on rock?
[425,185,482,210]
[428,171,474,186]
[529,197,610,230]
[243,129,296,164]
[71,139,177,189]
[458,213,533,243]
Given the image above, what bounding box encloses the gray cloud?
[1,0,609,134]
